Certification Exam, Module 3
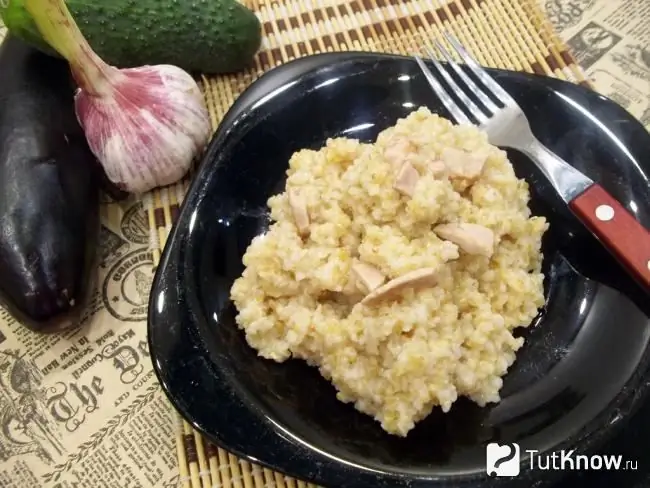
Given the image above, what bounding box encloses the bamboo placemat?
[144,0,590,486]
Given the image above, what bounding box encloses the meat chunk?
[428,159,447,177]
[433,223,495,257]
[384,137,416,167]
[351,262,386,293]
[393,161,420,197]
[440,147,487,181]
[287,188,310,237]
[360,268,438,305]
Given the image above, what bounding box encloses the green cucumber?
[1,0,262,74]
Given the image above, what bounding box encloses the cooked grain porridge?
[230,107,548,437]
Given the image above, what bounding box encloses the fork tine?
[414,55,472,126]
[434,40,500,115]
[443,32,517,107]
[422,44,489,125]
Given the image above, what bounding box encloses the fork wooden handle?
[570,184,650,290]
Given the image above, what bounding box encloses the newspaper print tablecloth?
[0,1,648,487]
[0,199,178,488]
[545,0,650,129]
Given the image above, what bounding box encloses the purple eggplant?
[0,35,100,332]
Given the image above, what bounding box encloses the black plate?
[148,52,650,487]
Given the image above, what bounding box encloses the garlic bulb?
[74,65,211,192]
[24,0,211,193]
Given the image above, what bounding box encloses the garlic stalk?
[23,0,211,193]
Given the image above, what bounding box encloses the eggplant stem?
[23,0,116,96]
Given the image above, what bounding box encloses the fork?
[414,33,650,291]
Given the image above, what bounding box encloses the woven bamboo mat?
[144,0,590,487]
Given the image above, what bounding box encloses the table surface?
[0,1,649,487]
